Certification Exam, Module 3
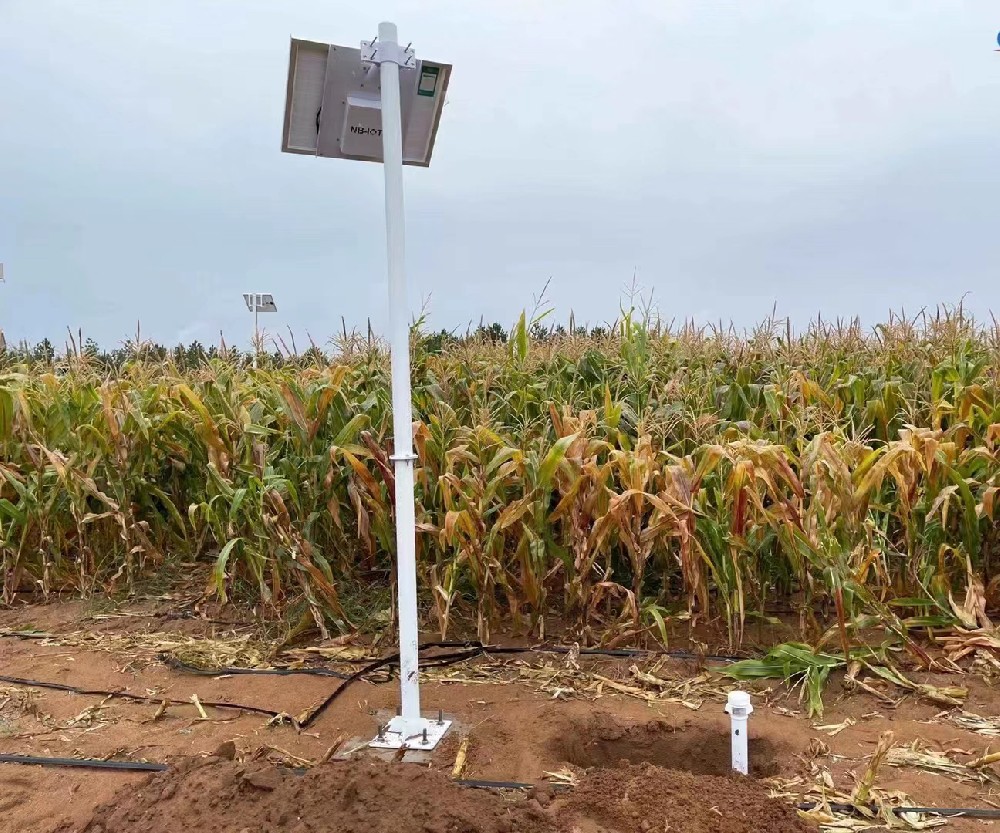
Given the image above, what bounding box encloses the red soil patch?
[564,763,812,833]
[68,759,554,833]
[549,714,782,778]
[65,758,812,833]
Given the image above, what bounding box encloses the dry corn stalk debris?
[778,729,1000,830]
[940,631,1000,666]
[853,731,894,806]
[0,627,272,672]
[815,718,856,737]
[887,739,991,784]
[451,736,470,779]
[543,768,578,786]
[948,711,1000,736]
[425,656,727,707]
[779,762,945,831]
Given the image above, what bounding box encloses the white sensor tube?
[725,690,753,775]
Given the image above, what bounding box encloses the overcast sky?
[1,1,998,351]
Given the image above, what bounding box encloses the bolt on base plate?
[369,715,452,750]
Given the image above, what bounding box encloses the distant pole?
[244,293,276,370]
[378,19,423,732]
[253,296,259,369]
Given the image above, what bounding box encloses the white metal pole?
[253,299,259,369]
[378,20,422,729]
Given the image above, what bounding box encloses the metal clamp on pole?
[360,38,417,69]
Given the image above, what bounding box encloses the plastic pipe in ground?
[725,690,752,775]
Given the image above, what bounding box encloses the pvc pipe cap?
[725,690,753,714]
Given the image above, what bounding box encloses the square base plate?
[369,715,452,750]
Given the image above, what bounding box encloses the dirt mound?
[66,757,811,833]
[551,715,782,778]
[564,763,813,833]
[66,758,556,833]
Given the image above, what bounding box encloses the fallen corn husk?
[949,710,1000,736]
[814,718,856,736]
[451,736,470,779]
[887,739,986,782]
[853,731,893,806]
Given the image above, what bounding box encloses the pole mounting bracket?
[361,39,417,69]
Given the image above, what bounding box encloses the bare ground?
[1,598,999,832]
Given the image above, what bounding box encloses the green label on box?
[418,65,440,97]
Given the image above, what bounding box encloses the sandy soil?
[61,758,814,833]
[1,598,999,832]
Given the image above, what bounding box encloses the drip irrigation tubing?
[0,647,484,731]
[1,634,742,733]
[299,653,403,728]
[1,628,747,664]
[105,641,744,678]
[489,642,744,663]
[0,754,167,772]
[296,645,496,728]
[291,637,737,729]
[159,654,351,680]
[0,674,285,719]
[327,640,747,665]
[156,646,482,731]
[456,778,571,791]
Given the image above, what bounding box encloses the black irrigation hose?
[415,640,746,664]
[157,646,482,731]
[2,629,746,664]
[457,778,572,791]
[889,807,1000,819]
[295,638,733,729]
[1,632,741,735]
[0,647,481,733]
[296,646,492,728]
[0,674,285,720]
[159,654,351,680]
[0,629,52,640]
[299,653,402,728]
[0,754,168,772]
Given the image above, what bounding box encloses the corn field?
[1,307,998,648]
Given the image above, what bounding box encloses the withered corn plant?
[0,305,998,651]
